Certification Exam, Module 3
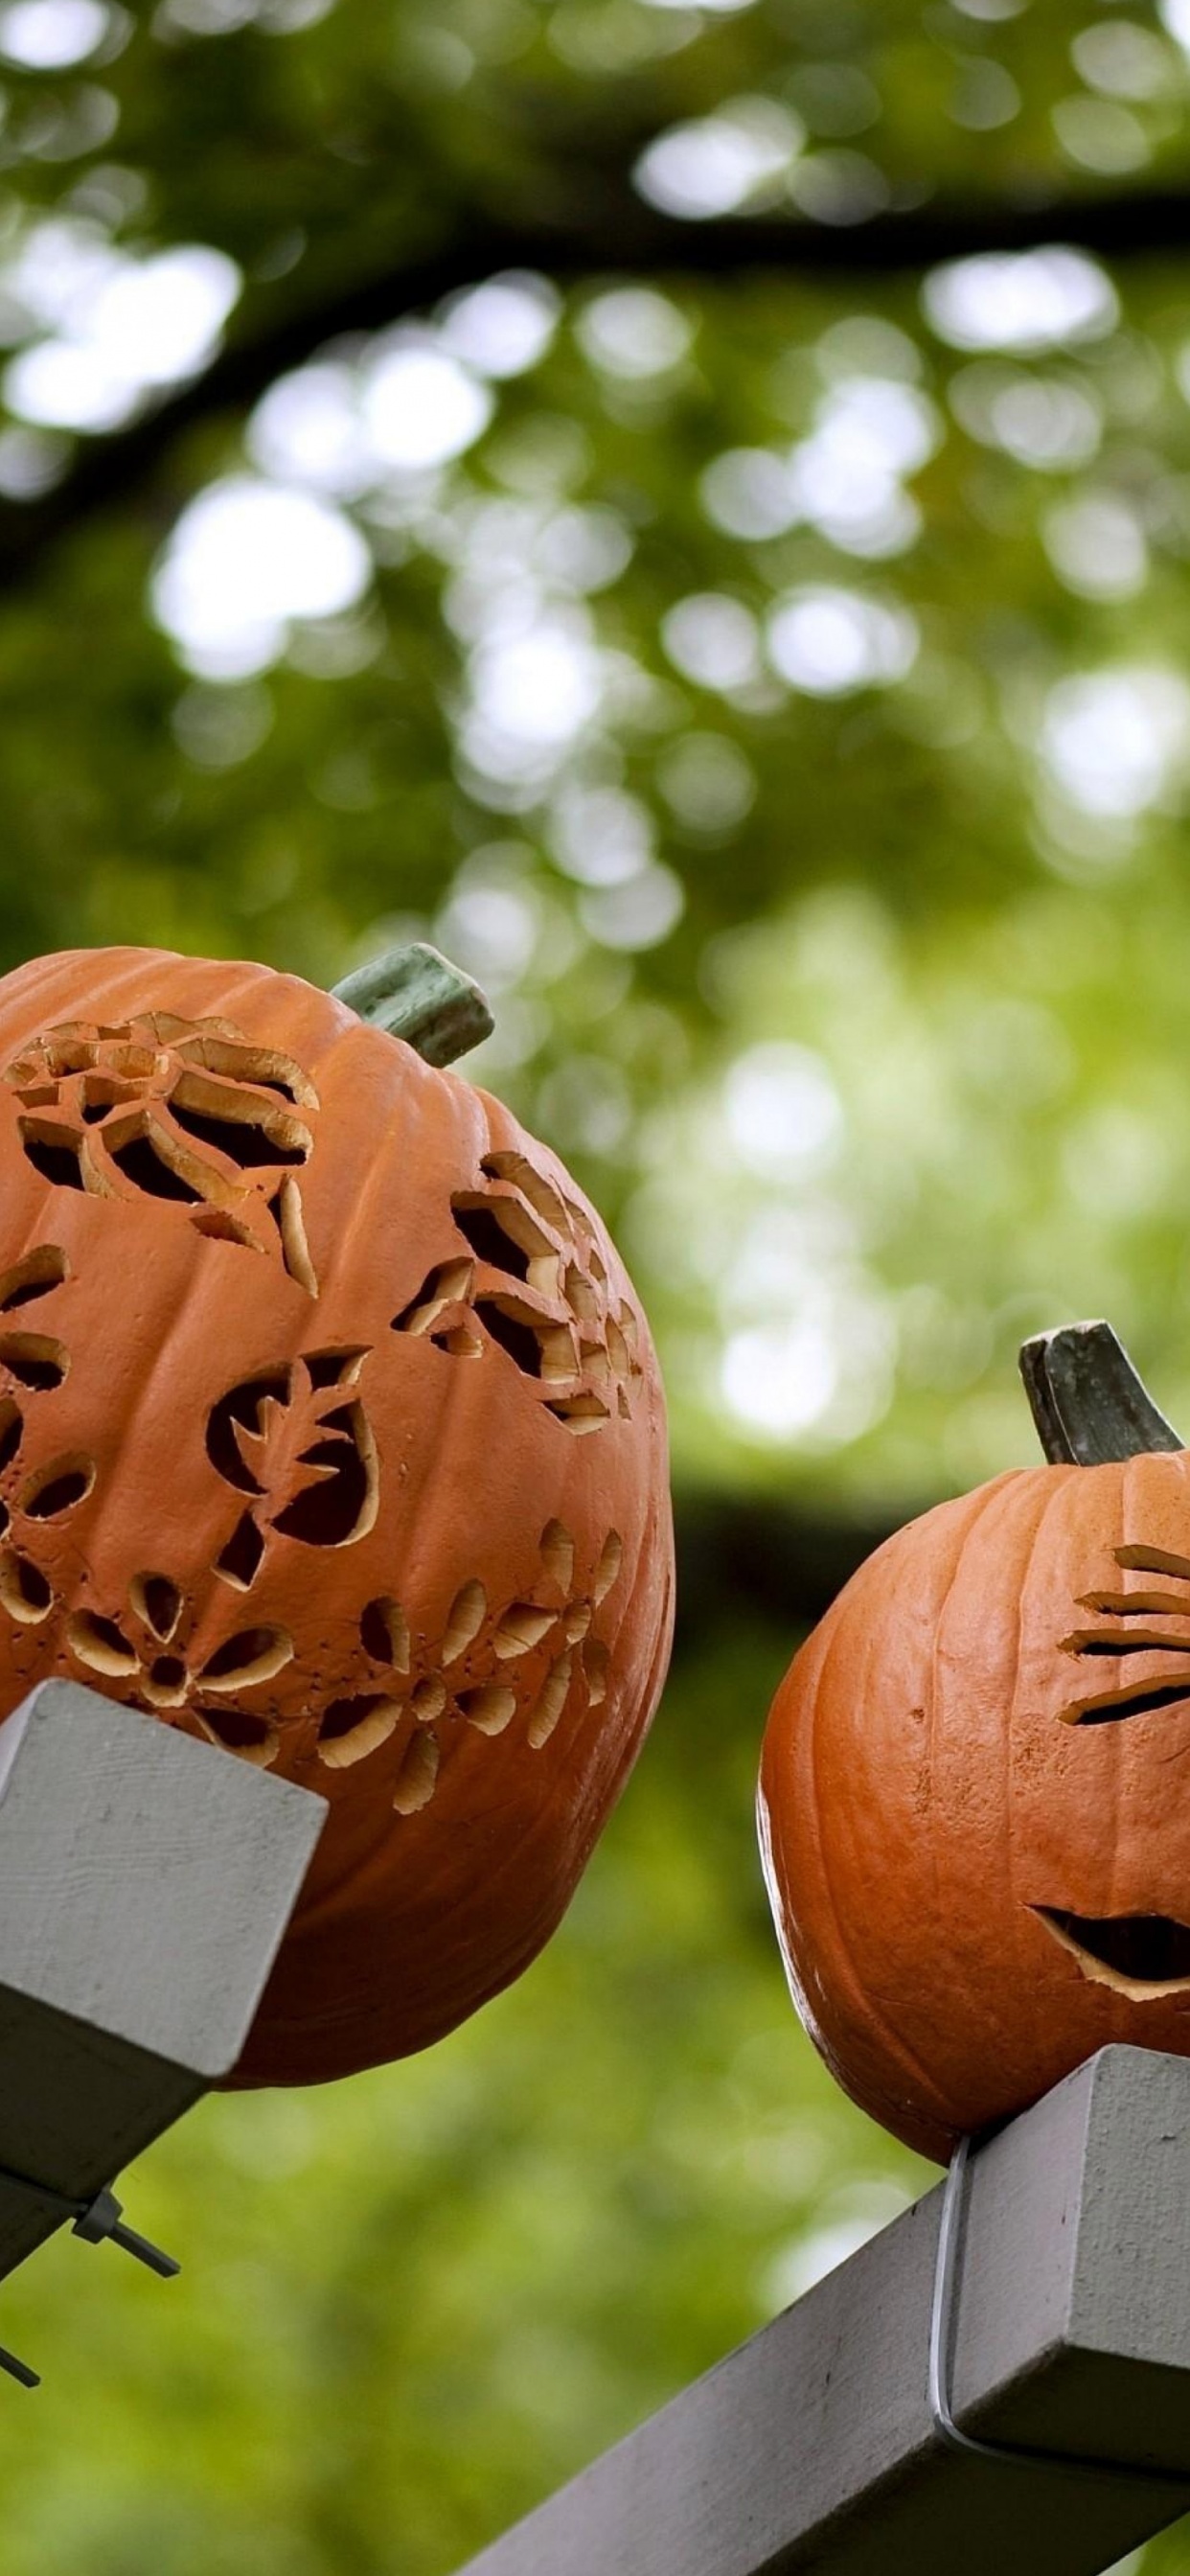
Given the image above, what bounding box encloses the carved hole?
[68,1608,135,1670]
[317,1694,400,1770]
[142,1656,189,1710]
[80,1075,138,1122]
[442,1579,487,1665]
[541,1520,574,1594]
[564,1601,591,1644]
[101,1042,157,1078]
[541,1325,580,1384]
[169,1071,311,1167]
[459,1683,517,1736]
[172,1034,319,1110]
[0,1334,68,1391]
[1114,1545,1190,1580]
[19,1123,85,1191]
[493,1604,556,1660]
[271,1176,318,1298]
[361,1597,410,1673]
[207,1371,291,1494]
[475,1299,554,1381]
[131,1573,184,1642]
[0,1247,67,1309]
[480,1152,569,1236]
[593,1531,623,1602]
[215,1513,265,1591]
[190,1208,262,1251]
[0,1402,21,1476]
[106,1120,206,1203]
[411,1676,446,1722]
[271,1402,378,1548]
[198,1627,293,1691]
[394,1258,474,1336]
[305,1346,368,1390]
[148,1013,215,1045]
[21,1454,94,1519]
[43,1034,98,1075]
[171,1101,298,1165]
[1065,1630,1190,1658]
[433,1324,484,1357]
[0,1551,52,1623]
[277,1178,316,1292]
[606,1320,631,1377]
[1079,1591,1190,1617]
[527,1651,572,1748]
[451,1199,534,1280]
[546,1393,610,1434]
[199,1707,279,1766]
[584,1639,608,1706]
[1065,1681,1190,1725]
[393,1728,440,1813]
[565,1264,600,1324]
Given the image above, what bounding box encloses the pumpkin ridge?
[893,1480,1019,2114]
[1004,1463,1077,2077]
[813,1584,950,2123]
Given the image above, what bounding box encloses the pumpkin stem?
[332,944,493,1068]
[1018,1321,1182,1465]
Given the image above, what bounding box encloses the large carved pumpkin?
[0,944,674,2086]
[759,1324,1190,2162]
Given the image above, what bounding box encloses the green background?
[0,0,1188,2566]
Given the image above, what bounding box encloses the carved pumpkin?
[0,943,674,2087]
[759,1324,1190,2162]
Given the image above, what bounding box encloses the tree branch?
[2,179,1189,585]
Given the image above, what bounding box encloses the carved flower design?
[312,1516,624,1813]
[65,1572,292,1765]
[0,1403,93,1632]
[394,1149,644,1434]
[3,1013,320,1292]
[0,1243,85,1631]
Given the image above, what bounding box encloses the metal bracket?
[0,1681,327,2390]
[0,2157,179,2387]
[929,2129,1190,2486]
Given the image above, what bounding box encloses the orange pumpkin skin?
[760,1450,1190,2163]
[0,947,674,2087]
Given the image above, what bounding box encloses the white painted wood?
[458,2046,1190,2576]
[0,1681,326,2282]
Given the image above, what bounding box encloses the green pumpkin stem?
[332,943,493,1068]
[1018,1321,1182,1465]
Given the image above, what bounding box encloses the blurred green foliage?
[2,0,1190,2567]
[0,1622,939,2576]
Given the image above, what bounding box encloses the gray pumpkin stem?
[332,943,493,1068]
[1018,1321,1182,1465]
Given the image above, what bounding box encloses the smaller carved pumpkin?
[759,1325,1190,2162]
[0,942,675,2088]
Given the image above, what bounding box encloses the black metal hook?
[0,2160,179,2388]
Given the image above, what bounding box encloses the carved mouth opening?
[1034,1904,1190,1997]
